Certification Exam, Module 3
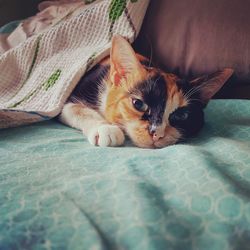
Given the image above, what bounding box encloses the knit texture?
[0,0,149,128]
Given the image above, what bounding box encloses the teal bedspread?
[1,100,250,250]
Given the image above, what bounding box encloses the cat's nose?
[149,124,164,141]
[152,132,163,142]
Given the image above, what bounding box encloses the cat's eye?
[175,112,188,121]
[132,98,148,112]
[169,108,189,126]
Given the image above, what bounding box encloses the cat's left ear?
[190,68,234,105]
[110,35,145,86]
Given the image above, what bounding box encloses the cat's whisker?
[152,73,162,86]
[184,86,201,99]
[148,39,153,68]
[184,78,211,99]
[186,98,203,104]
[184,83,204,97]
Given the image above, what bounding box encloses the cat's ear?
[110,35,144,86]
[190,68,234,105]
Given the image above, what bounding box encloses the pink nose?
[152,132,163,142]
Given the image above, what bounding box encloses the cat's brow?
[128,88,143,98]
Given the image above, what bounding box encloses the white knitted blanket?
[0,0,149,128]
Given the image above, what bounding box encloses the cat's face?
[105,35,233,148]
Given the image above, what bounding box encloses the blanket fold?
[0,0,149,128]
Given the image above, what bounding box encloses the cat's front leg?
[59,102,125,147]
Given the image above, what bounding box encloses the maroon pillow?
[135,0,250,98]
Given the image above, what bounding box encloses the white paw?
[87,124,125,147]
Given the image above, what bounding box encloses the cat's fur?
[59,35,233,148]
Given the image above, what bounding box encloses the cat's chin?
[126,125,181,149]
[134,137,179,149]
[153,137,179,148]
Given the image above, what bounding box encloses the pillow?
[134,0,250,98]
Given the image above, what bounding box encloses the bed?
[1,100,250,249]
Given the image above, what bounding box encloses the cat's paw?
[87,124,125,147]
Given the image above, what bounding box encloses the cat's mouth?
[134,137,178,149]
[127,125,181,149]
[151,124,181,148]
[152,135,179,148]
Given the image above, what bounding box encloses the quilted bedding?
[0,99,250,250]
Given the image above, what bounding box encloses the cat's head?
[105,35,233,148]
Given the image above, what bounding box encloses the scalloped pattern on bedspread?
[0,100,250,250]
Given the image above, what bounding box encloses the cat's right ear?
[189,68,234,105]
[110,35,144,86]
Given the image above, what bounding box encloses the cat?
[59,35,233,148]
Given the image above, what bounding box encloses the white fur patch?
[88,124,125,147]
[59,103,81,129]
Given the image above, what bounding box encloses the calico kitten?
[59,35,233,148]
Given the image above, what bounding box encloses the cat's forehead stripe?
[133,74,167,125]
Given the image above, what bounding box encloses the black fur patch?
[70,64,109,107]
[132,74,167,126]
[172,79,205,138]
[132,74,205,139]
[169,103,204,138]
